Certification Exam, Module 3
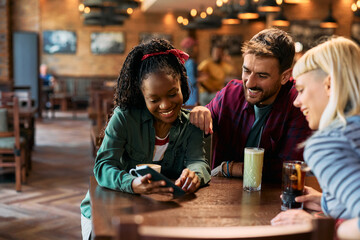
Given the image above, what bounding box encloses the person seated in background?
[39,63,56,109]
[180,36,199,106]
[271,37,360,240]
[190,28,312,183]
[197,43,233,106]
[80,39,211,240]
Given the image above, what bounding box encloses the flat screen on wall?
[43,30,77,54]
[91,32,125,54]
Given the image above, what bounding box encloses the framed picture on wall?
[139,32,172,44]
[211,35,243,56]
[289,20,334,51]
[43,30,77,54]
[91,32,125,54]
[351,22,360,45]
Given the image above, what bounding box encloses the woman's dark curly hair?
[115,38,190,110]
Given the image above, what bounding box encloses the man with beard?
[197,44,233,106]
[190,28,311,183]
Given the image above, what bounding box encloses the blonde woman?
[271,37,360,239]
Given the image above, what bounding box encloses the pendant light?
[258,0,281,13]
[320,4,338,29]
[238,0,259,20]
[222,11,241,24]
[284,0,310,3]
[272,6,289,27]
[222,0,241,24]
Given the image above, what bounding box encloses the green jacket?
[81,107,211,218]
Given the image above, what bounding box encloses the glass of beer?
[243,148,264,192]
[281,161,309,210]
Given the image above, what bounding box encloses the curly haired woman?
[80,39,211,240]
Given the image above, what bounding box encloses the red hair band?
[141,49,189,64]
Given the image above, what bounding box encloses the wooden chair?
[89,89,114,157]
[12,89,35,149]
[13,86,33,107]
[49,78,72,117]
[0,94,27,191]
[114,217,334,240]
[11,90,34,170]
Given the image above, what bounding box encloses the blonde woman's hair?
[293,36,360,130]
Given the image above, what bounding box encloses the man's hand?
[175,169,200,193]
[190,106,213,135]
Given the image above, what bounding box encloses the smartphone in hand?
[135,166,186,197]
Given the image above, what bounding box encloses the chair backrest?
[103,97,114,123]
[93,89,114,130]
[0,93,20,149]
[14,90,32,108]
[114,217,334,240]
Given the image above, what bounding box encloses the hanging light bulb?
[78,3,85,12]
[127,8,134,15]
[216,0,224,7]
[177,16,184,24]
[84,6,90,14]
[190,9,197,17]
[352,3,358,12]
[353,0,360,17]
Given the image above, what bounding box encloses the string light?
[216,0,223,7]
[78,3,85,12]
[177,16,184,24]
[200,11,207,19]
[190,9,197,17]
[127,8,133,15]
[84,7,90,14]
[352,3,357,12]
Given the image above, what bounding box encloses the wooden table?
[90,176,320,240]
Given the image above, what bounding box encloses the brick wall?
[7,0,356,81]
[38,1,190,77]
[11,0,39,32]
[0,0,10,83]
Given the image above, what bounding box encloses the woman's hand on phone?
[131,174,173,195]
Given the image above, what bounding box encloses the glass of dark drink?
[281,161,309,211]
